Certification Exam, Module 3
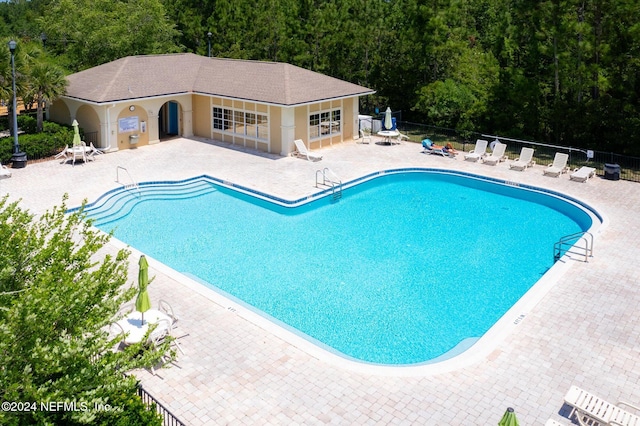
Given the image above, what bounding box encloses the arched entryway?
[158,101,181,139]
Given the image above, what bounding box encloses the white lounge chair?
[293,139,322,161]
[422,140,453,158]
[0,163,11,179]
[395,132,410,144]
[464,139,488,162]
[564,385,640,426]
[571,166,596,182]
[509,147,536,171]
[544,152,570,177]
[483,142,508,165]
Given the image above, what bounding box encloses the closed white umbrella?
[384,107,393,130]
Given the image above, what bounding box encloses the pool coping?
[80,168,607,376]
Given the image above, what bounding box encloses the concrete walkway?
[2,137,639,425]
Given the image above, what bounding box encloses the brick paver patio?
[2,137,638,425]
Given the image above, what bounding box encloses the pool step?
[85,179,218,227]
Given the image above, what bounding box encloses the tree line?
[1,0,639,155]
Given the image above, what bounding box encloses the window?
[310,108,341,139]
[256,114,268,139]
[245,113,256,138]
[223,109,233,132]
[212,107,268,140]
[213,107,223,130]
[233,110,244,134]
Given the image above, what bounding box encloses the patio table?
[116,309,171,345]
[377,130,400,145]
[66,145,92,164]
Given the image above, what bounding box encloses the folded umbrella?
[135,255,151,324]
[498,407,519,426]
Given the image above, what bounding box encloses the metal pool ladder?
[316,167,342,201]
[116,166,140,193]
[554,231,594,262]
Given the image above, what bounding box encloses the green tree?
[412,0,499,132]
[37,0,181,71]
[161,0,216,55]
[0,196,170,425]
[0,37,29,139]
[19,42,68,132]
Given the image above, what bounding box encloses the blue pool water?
[84,171,594,365]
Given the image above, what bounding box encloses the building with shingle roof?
[49,53,375,155]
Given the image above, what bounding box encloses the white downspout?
[106,103,116,150]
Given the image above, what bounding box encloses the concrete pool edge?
[89,169,607,377]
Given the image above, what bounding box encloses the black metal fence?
[398,122,640,182]
[137,384,186,426]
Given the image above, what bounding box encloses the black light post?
[207,32,212,57]
[8,40,27,168]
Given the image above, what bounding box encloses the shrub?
[0,121,72,163]
[17,114,37,134]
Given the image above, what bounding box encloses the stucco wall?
[50,93,362,156]
[49,99,71,126]
[115,105,149,149]
[193,95,211,138]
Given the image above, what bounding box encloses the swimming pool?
[80,169,599,365]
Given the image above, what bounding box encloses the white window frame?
[212,106,269,141]
[309,108,341,140]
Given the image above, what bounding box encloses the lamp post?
[207,32,212,57]
[8,40,27,168]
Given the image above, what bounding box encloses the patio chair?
[148,318,172,375]
[464,139,488,162]
[116,303,134,317]
[483,142,508,166]
[509,147,536,171]
[0,163,11,179]
[293,139,322,161]
[543,152,570,177]
[69,145,87,165]
[87,142,105,161]
[570,166,596,183]
[158,299,186,355]
[159,299,179,327]
[108,322,127,351]
[55,145,69,163]
[358,129,372,144]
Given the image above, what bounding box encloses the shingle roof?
[65,53,374,106]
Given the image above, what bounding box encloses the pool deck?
[2,137,639,425]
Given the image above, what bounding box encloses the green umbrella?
[135,255,151,323]
[498,407,519,426]
[384,107,393,130]
[71,119,82,147]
